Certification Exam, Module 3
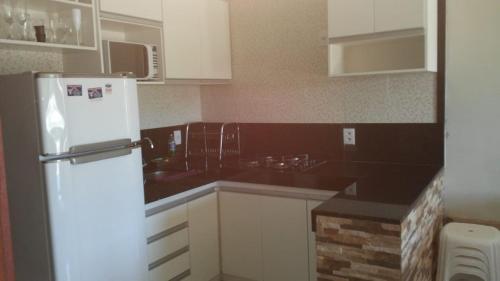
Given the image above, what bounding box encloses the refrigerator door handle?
[40,139,143,164]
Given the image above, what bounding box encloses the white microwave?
[102,40,160,81]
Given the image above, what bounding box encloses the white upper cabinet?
[328,0,427,38]
[200,0,232,80]
[163,0,232,80]
[163,0,202,79]
[328,0,374,38]
[328,0,437,76]
[100,0,163,21]
[374,0,424,32]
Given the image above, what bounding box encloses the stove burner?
[239,154,325,172]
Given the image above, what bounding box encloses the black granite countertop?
[143,160,442,224]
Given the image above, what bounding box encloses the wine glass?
[13,0,31,40]
[3,0,28,40]
[71,8,81,46]
[1,0,15,39]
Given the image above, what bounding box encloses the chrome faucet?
[143,137,155,150]
[142,137,155,169]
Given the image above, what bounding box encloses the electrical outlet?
[343,128,356,145]
[173,130,182,145]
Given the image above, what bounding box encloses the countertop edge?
[145,180,338,214]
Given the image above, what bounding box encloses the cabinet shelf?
[0,38,97,51]
[50,0,93,9]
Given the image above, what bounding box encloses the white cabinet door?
[261,197,309,281]
[200,0,232,79]
[188,193,220,281]
[307,200,323,281]
[328,0,374,37]
[100,0,163,21]
[220,192,263,281]
[163,0,232,80]
[163,0,202,79]
[374,0,424,32]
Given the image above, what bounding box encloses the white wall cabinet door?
[374,0,424,32]
[163,0,202,79]
[220,192,263,281]
[187,193,220,281]
[261,196,309,281]
[200,0,232,79]
[328,0,374,38]
[100,0,163,21]
[163,0,232,80]
[307,200,323,281]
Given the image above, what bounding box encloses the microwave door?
[109,42,149,79]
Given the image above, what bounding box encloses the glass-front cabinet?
[0,0,97,50]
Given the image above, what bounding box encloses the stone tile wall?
[315,172,444,281]
[401,172,444,281]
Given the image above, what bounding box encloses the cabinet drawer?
[147,204,188,237]
[149,251,190,281]
[148,227,189,264]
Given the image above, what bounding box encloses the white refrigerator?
[0,72,148,281]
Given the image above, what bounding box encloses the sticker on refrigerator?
[88,87,103,100]
[67,85,82,96]
[105,84,112,94]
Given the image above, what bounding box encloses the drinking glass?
[1,0,15,39]
[71,8,81,46]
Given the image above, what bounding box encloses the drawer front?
[147,204,188,237]
[149,251,190,281]
[148,227,189,264]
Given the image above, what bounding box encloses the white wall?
[445,0,500,222]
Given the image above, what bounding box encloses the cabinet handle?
[147,222,188,244]
[148,246,189,271]
[169,269,191,281]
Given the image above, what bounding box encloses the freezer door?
[43,149,148,281]
[36,77,141,155]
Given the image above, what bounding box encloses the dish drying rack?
[185,122,241,170]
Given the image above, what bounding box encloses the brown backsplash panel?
[341,123,444,165]
[140,123,444,166]
[140,125,186,163]
[238,123,343,160]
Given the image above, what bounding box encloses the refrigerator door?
[36,76,141,155]
[44,149,148,281]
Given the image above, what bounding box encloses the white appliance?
[102,40,160,81]
[0,72,148,281]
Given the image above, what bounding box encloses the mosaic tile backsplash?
[200,0,437,124]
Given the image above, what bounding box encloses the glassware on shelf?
[15,0,32,41]
[60,17,75,45]
[0,7,9,39]
[23,13,35,41]
[46,12,59,43]
[71,8,81,46]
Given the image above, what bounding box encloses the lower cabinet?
[145,190,324,281]
[187,192,221,281]
[261,196,309,281]
[146,203,191,281]
[220,191,311,281]
[220,192,263,281]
